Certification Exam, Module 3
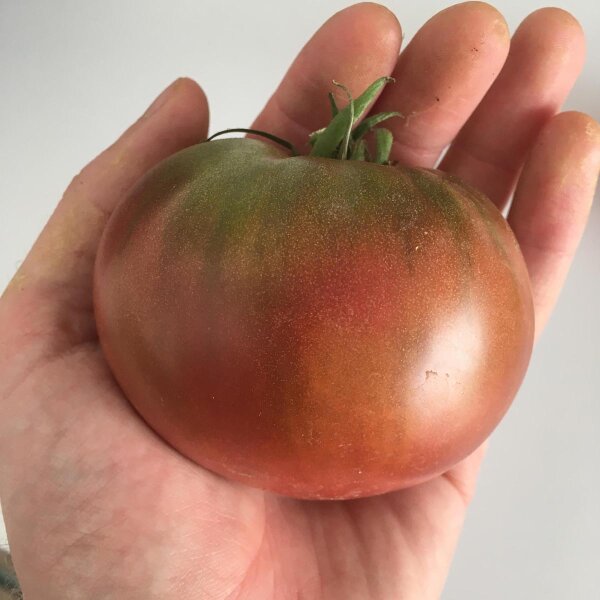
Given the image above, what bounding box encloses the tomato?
[94,79,534,499]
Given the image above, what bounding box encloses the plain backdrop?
[1,1,598,598]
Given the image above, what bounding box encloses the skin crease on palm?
[0,1,598,598]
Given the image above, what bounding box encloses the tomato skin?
[94,137,534,499]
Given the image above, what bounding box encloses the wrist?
[0,550,21,600]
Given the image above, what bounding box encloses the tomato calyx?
[206,77,402,165]
[309,77,400,163]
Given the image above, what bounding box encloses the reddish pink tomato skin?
[94,138,534,500]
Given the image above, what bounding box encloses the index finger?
[250,3,402,153]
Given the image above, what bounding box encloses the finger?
[440,8,586,209]
[250,2,402,153]
[370,1,510,167]
[3,78,209,299]
[508,111,600,337]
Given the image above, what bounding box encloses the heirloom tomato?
[94,78,534,499]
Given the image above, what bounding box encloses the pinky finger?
[508,111,600,337]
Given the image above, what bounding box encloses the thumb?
[3,77,209,300]
[0,78,209,384]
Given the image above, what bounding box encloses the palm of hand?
[1,3,598,600]
[2,333,472,598]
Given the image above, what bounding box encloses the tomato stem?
[207,78,403,165]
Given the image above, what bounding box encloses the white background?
[1,1,599,598]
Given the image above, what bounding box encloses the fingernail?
[143,79,178,118]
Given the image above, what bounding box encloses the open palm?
[1,3,598,599]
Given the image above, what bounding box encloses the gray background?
[1,1,598,598]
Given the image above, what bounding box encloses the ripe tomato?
[94,80,534,499]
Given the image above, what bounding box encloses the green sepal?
[334,82,354,160]
[350,139,367,161]
[374,128,393,164]
[328,92,339,117]
[206,128,298,156]
[352,111,402,143]
[308,127,325,146]
[310,76,394,158]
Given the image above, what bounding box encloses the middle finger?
[440,8,586,209]
[371,1,511,168]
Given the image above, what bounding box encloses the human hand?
[1,3,598,599]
